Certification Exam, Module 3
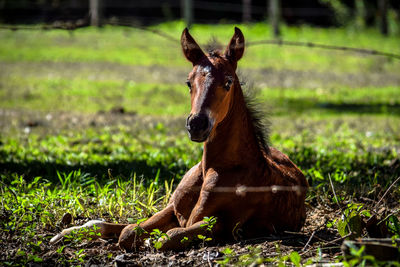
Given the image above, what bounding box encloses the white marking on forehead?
[197,65,212,74]
[203,65,212,73]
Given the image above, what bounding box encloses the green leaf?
[153,241,163,250]
[16,249,26,256]
[360,210,371,217]
[326,220,335,228]
[388,215,400,235]
[33,256,43,263]
[337,219,349,237]
[222,247,233,255]
[289,251,301,267]
[133,225,147,236]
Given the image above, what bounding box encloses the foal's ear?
[181,28,206,65]
[224,27,245,63]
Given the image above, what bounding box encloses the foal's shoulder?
[265,147,307,185]
[268,147,294,165]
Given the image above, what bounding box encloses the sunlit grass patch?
[0,76,189,115]
[1,73,399,116]
[0,170,173,265]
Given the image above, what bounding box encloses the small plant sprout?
[200,216,217,232]
[289,251,302,267]
[216,247,235,266]
[198,216,217,247]
[64,224,101,244]
[148,229,169,250]
[133,218,148,237]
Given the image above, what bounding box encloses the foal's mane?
[242,83,271,155]
[205,37,223,57]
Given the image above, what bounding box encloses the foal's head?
[181,27,245,142]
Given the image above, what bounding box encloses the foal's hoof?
[118,224,142,252]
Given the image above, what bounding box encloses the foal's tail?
[50,220,128,244]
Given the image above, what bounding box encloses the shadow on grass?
[273,99,400,115]
[1,151,399,191]
[317,102,400,114]
[0,159,187,185]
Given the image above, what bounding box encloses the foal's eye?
[186,80,192,92]
[224,77,233,91]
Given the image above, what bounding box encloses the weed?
[147,229,169,250]
[198,216,217,247]
[216,247,235,266]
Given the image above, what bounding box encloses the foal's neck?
[202,82,265,170]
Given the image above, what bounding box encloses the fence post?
[378,0,388,36]
[355,0,366,28]
[181,0,193,28]
[89,0,102,27]
[268,0,281,37]
[242,0,252,23]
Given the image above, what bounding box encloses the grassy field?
[1,21,400,266]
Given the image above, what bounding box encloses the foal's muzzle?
[186,113,211,142]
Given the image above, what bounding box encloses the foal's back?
[254,147,308,234]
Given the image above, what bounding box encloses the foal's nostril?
[188,114,209,133]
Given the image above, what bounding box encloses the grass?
[1,21,400,265]
[1,171,173,265]
[0,77,189,115]
[1,119,399,265]
[0,76,399,116]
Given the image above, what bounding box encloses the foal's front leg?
[159,220,220,251]
[118,203,179,251]
[159,188,225,251]
[118,163,204,251]
[50,220,128,244]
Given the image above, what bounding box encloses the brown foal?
[51,27,308,251]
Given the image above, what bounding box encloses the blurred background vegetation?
[1,0,399,35]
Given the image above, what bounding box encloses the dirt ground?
[2,204,343,266]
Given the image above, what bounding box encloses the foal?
[51,27,308,251]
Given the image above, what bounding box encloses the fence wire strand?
[1,21,400,61]
[247,39,400,60]
[188,184,308,197]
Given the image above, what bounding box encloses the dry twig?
[301,231,315,252]
[374,176,400,211]
[328,174,352,235]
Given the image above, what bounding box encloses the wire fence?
[1,21,399,61]
[2,0,399,29]
[196,184,308,196]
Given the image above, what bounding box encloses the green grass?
[1,170,173,265]
[0,77,189,115]
[1,115,399,188]
[0,75,399,116]
[1,116,400,265]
